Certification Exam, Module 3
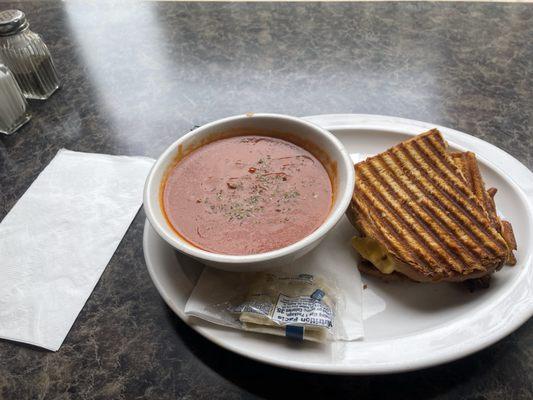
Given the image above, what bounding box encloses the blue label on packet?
[311,289,325,300]
[285,325,304,340]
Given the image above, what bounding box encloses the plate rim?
[144,114,533,374]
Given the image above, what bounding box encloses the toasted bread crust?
[451,152,517,265]
[501,220,517,265]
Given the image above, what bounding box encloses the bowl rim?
[143,113,355,263]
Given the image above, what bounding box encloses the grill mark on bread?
[382,151,484,269]
[451,152,515,265]
[423,135,508,254]
[405,141,494,241]
[453,153,473,187]
[355,175,432,273]
[356,200,399,252]
[415,138,490,223]
[364,158,468,273]
[456,152,500,229]
[407,139,506,256]
[352,196,402,262]
[353,194,411,262]
[393,147,495,260]
[423,135,507,253]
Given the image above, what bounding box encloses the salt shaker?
[0,10,60,100]
[0,63,30,134]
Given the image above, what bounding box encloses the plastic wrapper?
[186,270,344,342]
[231,273,338,342]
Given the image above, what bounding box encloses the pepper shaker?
[0,63,30,134]
[0,10,60,100]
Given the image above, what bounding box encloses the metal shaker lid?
[0,10,29,37]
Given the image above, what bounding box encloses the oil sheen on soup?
[162,136,333,255]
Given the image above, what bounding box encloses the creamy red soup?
[162,135,333,255]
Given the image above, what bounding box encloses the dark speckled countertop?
[0,1,532,399]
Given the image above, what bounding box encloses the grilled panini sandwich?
[348,129,514,283]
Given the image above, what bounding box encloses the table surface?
[1,1,532,399]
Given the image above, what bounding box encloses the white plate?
[143,114,533,374]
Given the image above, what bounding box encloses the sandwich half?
[347,129,513,283]
[450,151,517,266]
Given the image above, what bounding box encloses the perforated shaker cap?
[0,10,29,37]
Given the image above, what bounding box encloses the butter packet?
[232,273,336,342]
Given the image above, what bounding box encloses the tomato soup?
[162,136,333,255]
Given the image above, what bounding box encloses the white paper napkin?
[0,149,154,351]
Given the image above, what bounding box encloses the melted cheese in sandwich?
[351,236,397,274]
